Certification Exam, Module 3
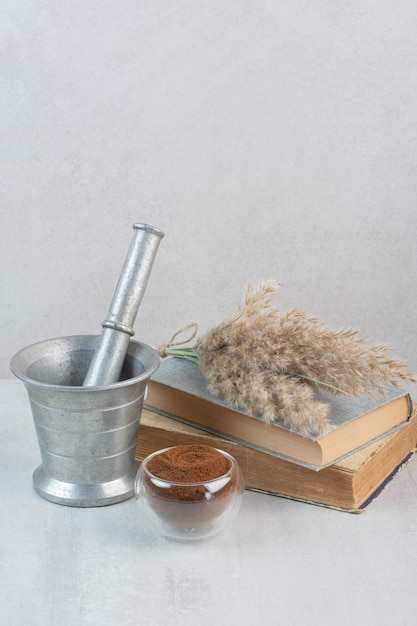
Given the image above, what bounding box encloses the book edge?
[143,401,411,471]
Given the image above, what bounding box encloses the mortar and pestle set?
[11,223,243,539]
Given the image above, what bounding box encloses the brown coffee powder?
[143,445,237,528]
[147,444,231,483]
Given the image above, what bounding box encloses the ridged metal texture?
[10,335,160,506]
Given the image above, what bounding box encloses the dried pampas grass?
[160,283,416,437]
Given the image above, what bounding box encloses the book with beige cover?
[144,357,413,470]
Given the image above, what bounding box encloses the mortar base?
[32,464,139,507]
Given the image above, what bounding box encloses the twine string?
[156,323,199,357]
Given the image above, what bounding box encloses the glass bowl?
[134,446,244,541]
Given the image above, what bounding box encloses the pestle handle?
[83,223,164,387]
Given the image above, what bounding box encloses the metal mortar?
[10,335,160,506]
[10,222,164,506]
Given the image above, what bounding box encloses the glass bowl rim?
[139,446,239,487]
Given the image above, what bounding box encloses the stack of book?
[136,357,416,512]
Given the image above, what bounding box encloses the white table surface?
[2,378,417,626]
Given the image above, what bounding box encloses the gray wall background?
[1,1,416,395]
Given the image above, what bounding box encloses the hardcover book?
[136,407,417,512]
[144,357,413,470]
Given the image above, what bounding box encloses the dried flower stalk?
[162,283,416,437]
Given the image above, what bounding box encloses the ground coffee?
[143,444,237,528]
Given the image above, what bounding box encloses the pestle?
[83,223,164,387]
